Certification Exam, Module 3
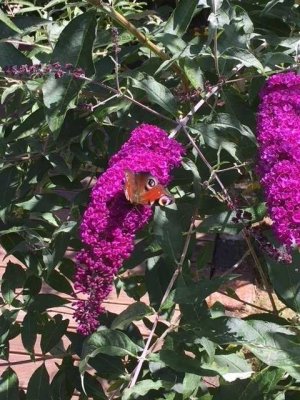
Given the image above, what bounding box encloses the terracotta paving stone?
[0,243,258,395]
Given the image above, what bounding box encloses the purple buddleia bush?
[74,124,184,335]
[257,72,300,248]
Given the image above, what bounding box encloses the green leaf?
[192,317,300,379]
[0,166,20,212]
[0,10,22,34]
[8,108,46,142]
[111,302,152,330]
[153,203,193,261]
[164,0,199,37]
[1,262,26,304]
[145,256,175,310]
[198,210,241,235]
[123,236,162,270]
[27,364,51,400]
[202,353,252,382]
[50,370,71,400]
[222,48,264,71]
[42,11,96,135]
[0,367,19,400]
[0,15,50,38]
[131,73,177,115]
[28,294,68,312]
[41,315,69,354]
[46,270,73,295]
[21,311,39,355]
[159,349,216,376]
[79,372,106,399]
[266,252,300,313]
[182,57,204,90]
[0,43,31,67]
[122,380,165,400]
[16,193,69,212]
[183,373,201,399]
[239,367,285,400]
[175,275,238,305]
[79,329,141,374]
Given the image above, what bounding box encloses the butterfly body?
[124,170,174,206]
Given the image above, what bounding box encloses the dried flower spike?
[74,124,184,335]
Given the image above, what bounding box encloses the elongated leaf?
[8,108,45,142]
[21,311,38,354]
[27,364,51,400]
[28,294,68,312]
[159,349,217,376]
[192,317,300,379]
[47,270,73,295]
[42,11,96,135]
[164,0,199,37]
[122,380,165,400]
[266,252,300,313]
[175,275,238,305]
[1,262,26,304]
[79,329,141,374]
[0,166,20,211]
[111,302,152,330]
[223,48,264,71]
[0,43,31,67]
[131,73,177,115]
[183,57,204,90]
[0,367,19,400]
[41,315,69,354]
[202,354,253,382]
[0,10,22,34]
[239,367,285,400]
[0,15,50,38]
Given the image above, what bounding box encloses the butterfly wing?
[139,184,169,205]
[124,170,135,203]
[124,170,173,206]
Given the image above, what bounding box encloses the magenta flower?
[74,124,184,335]
[257,72,300,248]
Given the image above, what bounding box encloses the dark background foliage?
[0,0,300,398]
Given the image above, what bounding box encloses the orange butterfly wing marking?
[124,170,173,206]
[139,185,168,205]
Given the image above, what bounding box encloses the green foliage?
[0,0,300,398]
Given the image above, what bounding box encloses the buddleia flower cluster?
[74,124,184,335]
[257,72,300,249]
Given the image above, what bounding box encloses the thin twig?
[243,233,278,313]
[217,290,272,313]
[212,0,220,76]
[127,215,196,389]
[82,76,176,124]
[86,0,190,87]
[111,27,121,92]
[180,125,233,206]
[148,314,181,354]
[220,249,251,277]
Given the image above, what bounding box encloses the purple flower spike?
[257,72,300,248]
[74,124,184,335]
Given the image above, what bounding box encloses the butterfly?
[124,170,174,206]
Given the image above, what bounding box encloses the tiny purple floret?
[74,124,184,335]
[257,72,300,248]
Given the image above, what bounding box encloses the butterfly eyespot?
[146,176,158,190]
[158,195,174,207]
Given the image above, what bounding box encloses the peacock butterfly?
[124,170,174,206]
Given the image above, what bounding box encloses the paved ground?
[0,241,258,396]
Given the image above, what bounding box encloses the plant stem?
[243,233,278,314]
[86,0,190,87]
[127,215,196,389]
